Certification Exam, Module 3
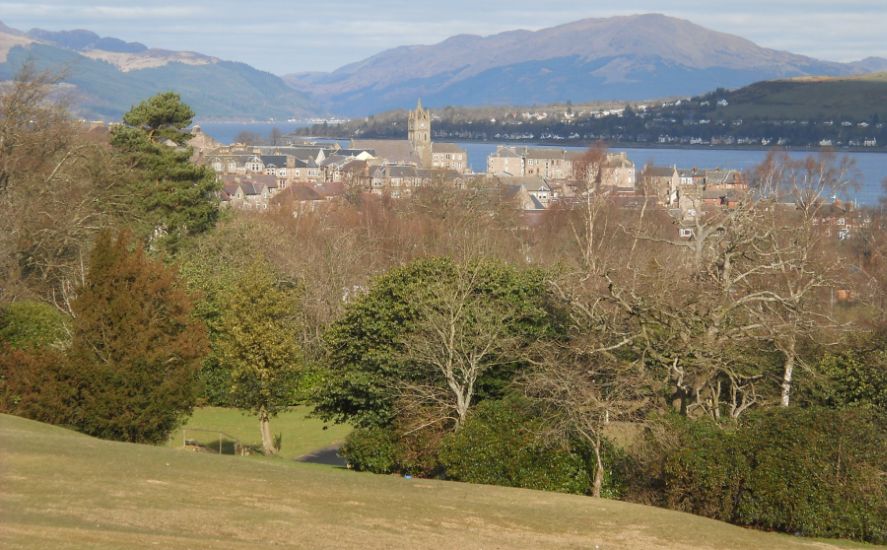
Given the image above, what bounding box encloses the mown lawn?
[0,414,873,550]
[165,406,352,459]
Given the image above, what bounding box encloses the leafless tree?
[523,339,650,497]
[268,126,283,146]
[0,64,126,310]
[396,263,525,432]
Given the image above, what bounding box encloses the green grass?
[166,406,352,459]
[0,414,876,550]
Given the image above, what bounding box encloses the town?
[192,100,860,242]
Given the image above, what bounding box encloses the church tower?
[408,98,432,169]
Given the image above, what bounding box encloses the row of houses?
[190,102,473,209]
[641,166,747,219]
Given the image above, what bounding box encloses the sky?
[2,1,886,75]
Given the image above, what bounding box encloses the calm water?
[198,123,886,205]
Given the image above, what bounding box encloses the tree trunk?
[591,436,604,498]
[259,407,276,455]
[780,353,794,407]
[780,336,797,407]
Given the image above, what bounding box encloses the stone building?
[487,146,637,189]
[352,99,468,175]
[409,98,433,169]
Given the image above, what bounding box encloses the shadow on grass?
[185,438,256,455]
[296,445,347,467]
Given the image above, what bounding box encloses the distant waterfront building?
[487,145,636,189]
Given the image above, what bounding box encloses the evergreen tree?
[66,230,207,443]
[111,92,219,251]
[217,259,302,455]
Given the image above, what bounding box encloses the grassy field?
[0,414,876,550]
[165,406,352,459]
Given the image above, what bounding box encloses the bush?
[340,424,445,476]
[735,408,886,543]
[340,427,400,474]
[648,408,887,544]
[0,346,75,425]
[0,301,68,350]
[814,333,887,410]
[439,398,593,495]
[659,418,747,521]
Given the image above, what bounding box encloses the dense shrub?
[735,408,886,542]
[439,398,593,495]
[340,427,401,474]
[815,333,887,410]
[0,301,68,350]
[647,408,887,544]
[340,423,447,476]
[0,346,75,425]
[660,419,748,521]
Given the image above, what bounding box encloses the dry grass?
[0,414,872,550]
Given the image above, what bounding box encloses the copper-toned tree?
[66,230,207,443]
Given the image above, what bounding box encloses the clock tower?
[408,98,432,169]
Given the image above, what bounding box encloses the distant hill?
[283,14,887,117]
[0,21,318,121]
[713,73,887,120]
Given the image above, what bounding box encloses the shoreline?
[293,135,887,155]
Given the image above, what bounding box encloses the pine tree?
[111,92,220,251]
[66,230,207,443]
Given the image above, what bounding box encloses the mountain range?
[2,14,887,120]
[0,21,315,120]
[285,14,887,116]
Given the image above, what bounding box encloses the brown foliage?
[0,64,127,309]
[0,346,75,426]
[64,230,207,443]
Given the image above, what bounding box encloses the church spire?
[409,98,432,169]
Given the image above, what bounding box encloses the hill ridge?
[283,13,884,116]
[0,20,317,120]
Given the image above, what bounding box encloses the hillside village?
[185,100,819,234]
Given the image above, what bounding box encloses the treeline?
[2,68,886,543]
[297,98,887,148]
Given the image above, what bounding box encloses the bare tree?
[396,263,525,431]
[269,126,283,146]
[233,130,263,146]
[744,151,857,406]
[523,342,649,497]
[0,64,126,309]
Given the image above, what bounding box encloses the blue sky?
[2,1,885,74]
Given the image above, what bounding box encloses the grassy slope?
[165,406,352,458]
[0,414,872,550]
[717,74,887,120]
